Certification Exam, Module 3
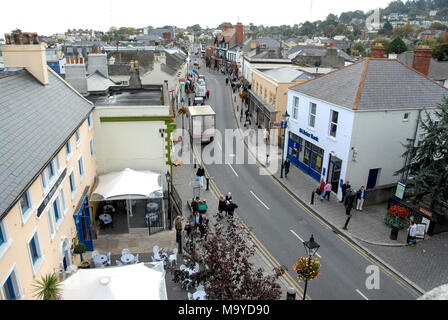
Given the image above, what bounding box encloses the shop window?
[293,97,299,120]
[329,110,339,137]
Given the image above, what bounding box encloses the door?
[367,168,380,189]
[328,155,342,194]
[74,196,94,251]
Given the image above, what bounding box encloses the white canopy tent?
[91,168,163,201]
[60,262,167,300]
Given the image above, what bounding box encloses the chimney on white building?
[65,56,88,94]
[87,46,108,77]
[1,32,49,85]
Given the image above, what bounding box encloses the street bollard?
[266,154,269,165]
[343,214,352,230]
[311,191,315,205]
[286,288,296,300]
[206,177,210,191]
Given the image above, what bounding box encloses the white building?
[284,53,447,202]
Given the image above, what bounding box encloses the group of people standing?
[218,192,238,218]
[340,181,367,215]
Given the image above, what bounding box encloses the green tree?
[352,42,366,56]
[433,43,448,61]
[395,97,448,213]
[387,36,409,54]
[298,21,316,36]
[429,22,448,31]
[372,36,391,50]
[33,273,61,300]
[11,28,22,34]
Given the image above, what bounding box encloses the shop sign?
[299,128,319,142]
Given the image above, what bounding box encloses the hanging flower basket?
[293,257,321,282]
[384,205,410,229]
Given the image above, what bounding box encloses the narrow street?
[187,55,420,300]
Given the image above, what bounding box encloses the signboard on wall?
[394,182,406,200]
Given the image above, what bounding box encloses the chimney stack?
[223,23,231,31]
[1,32,49,85]
[236,22,244,44]
[370,44,385,58]
[65,55,87,94]
[412,46,432,77]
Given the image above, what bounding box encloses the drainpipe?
[403,109,422,183]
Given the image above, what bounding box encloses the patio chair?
[107,252,111,266]
[193,262,200,273]
[152,249,164,262]
[196,284,205,292]
[122,248,130,256]
[152,245,159,254]
[169,248,178,266]
[187,292,193,300]
[180,264,187,271]
[134,253,139,264]
[115,260,123,266]
[92,250,100,259]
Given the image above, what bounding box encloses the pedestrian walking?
[340,181,350,203]
[194,211,202,232]
[191,196,200,214]
[284,158,291,178]
[218,194,227,217]
[196,165,205,189]
[319,178,325,200]
[225,192,232,202]
[345,189,356,215]
[264,128,270,144]
[206,90,210,99]
[174,215,183,243]
[407,220,417,246]
[324,182,332,200]
[226,199,238,218]
[356,186,366,211]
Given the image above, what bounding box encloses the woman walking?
[218,195,227,217]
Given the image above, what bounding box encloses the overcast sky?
[1,0,393,37]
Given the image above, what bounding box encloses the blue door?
[74,195,94,251]
[367,169,380,189]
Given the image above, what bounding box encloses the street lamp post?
[302,234,320,300]
[280,111,290,179]
[165,171,172,230]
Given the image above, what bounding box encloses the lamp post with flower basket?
[294,234,321,300]
[384,204,410,240]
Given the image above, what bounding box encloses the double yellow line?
[192,144,308,299]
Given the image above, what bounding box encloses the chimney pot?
[75,58,79,64]
[71,57,75,64]
[23,32,30,44]
[66,57,70,64]
[13,33,21,45]
[32,33,39,44]
[4,33,12,45]
[80,57,83,64]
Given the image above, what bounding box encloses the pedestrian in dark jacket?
[341,181,351,204]
[284,158,291,178]
[225,192,232,202]
[218,194,227,216]
[345,189,356,215]
[356,186,366,211]
[196,165,205,189]
[192,196,200,213]
[226,199,238,217]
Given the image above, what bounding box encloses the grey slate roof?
[0,69,93,218]
[263,67,312,82]
[290,59,448,110]
[398,51,448,81]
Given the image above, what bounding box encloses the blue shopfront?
[73,191,94,252]
[287,131,324,182]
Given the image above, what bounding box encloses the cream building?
[0,35,96,299]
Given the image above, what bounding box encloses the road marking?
[228,164,239,177]
[290,230,322,258]
[356,289,369,300]
[250,190,270,210]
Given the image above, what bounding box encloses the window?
[53,199,61,224]
[309,103,317,128]
[40,172,47,191]
[55,155,61,172]
[78,156,85,179]
[90,139,95,159]
[403,112,410,121]
[19,191,31,215]
[47,209,55,238]
[46,161,55,181]
[269,91,273,104]
[293,97,299,120]
[329,110,339,138]
[0,220,12,259]
[66,140,72,160]
[75,129,81,146]
[1,268,22,300]
[29,234,40,264]
[59,189,66,214]
[69,171,77,197]
[87,115,92,130]
[0,225,4,246]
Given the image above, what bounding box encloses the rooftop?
[290,58,448,111]
[87,88,164,106]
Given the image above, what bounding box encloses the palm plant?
[33,273,62,300]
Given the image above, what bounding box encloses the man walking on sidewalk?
[226,199,238,218]
[345,189,356,215]
[341,181,350,204]
[356,186,366,211]
[284,158,291,178]
[196,165,205,189]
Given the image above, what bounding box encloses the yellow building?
[248,67,313,130]
[0,36,96,299]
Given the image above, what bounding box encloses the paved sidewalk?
[228,85,448,294]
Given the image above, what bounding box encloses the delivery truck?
[188,105,216,144]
